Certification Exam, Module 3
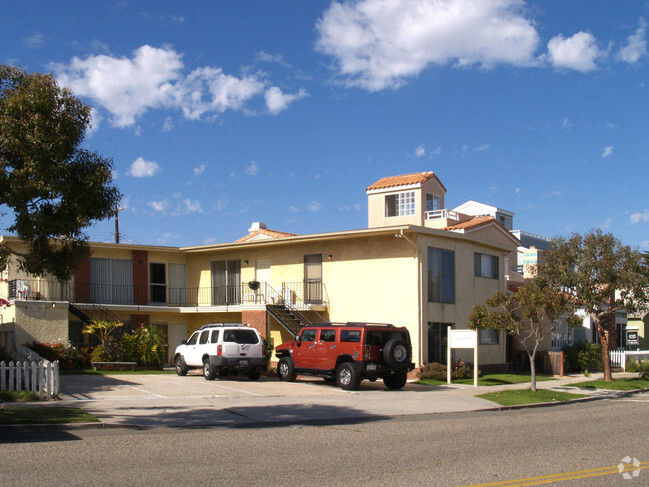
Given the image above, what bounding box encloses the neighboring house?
[626,312,648,350]
[1,171,520,371]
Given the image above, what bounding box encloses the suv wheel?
[336,362,361,390]
[383,370,408,390]
[277,357,297,382]
[175,356,188,376]
[247,369,262,381]
[382,338,410,367]
[203,358,216,380]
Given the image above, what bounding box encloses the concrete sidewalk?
[3,372,644,429]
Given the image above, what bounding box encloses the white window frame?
[385,191,416,217]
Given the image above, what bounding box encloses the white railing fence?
[610,350,649,371]
[0,360,59,399]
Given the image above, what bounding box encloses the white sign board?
[447,327,479,387]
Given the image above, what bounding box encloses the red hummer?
[275,322,414,390]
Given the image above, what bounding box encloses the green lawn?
[477,389,588,406]
[417,373,556,387]
[571,377,649,391]
[0,407,99,425]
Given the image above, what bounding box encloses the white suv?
[174,323,265,380]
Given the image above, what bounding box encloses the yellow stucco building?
[1,171,521,371]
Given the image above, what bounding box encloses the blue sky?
[2,1,649,249]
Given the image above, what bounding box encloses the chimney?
[248,222,267,233]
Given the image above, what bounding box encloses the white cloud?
[265,86,308,114]
[148,200,169,213]
[245,160,260,176]
[193,164,207,176]
[515,187,521,194]
[602,146,614,158]
[546,32,602,72]
[475,144,491,152]
[598,218,612,230]
[288,206,300,213]
[177,199,203,214]
[172,66,265,120]
[316,0,540,91]
[630,209,649,224]
[618,17,647,63]
[127,157,160,177]
[54,45,184,128]
[307,201,323,211]
[414,145,426,159]
[24,32,46,49]
[162,117,174,132]
[52,44,299,128]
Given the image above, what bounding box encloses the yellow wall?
[12,301,69,347]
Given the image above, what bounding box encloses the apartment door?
[211,260,241,305]
[428,322,453,365]
[304,254,322,304]
[149,263,166,304]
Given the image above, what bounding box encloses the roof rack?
[199,323,250,330]
[304,322,396,328]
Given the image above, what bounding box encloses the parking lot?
[52,371,499,427]
[60,371,371,401]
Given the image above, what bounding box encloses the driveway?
[54,371,499,427]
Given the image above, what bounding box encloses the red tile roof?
[366,171,446,192]
[235,228,297,242]
[443,216,496,231]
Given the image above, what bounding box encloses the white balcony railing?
[425,209,460,221]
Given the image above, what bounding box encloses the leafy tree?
[469,279,580,392]
[538,230,649,381]
[82,320,123,361]
[0,64,121,280]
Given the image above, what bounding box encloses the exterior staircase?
[267,304,310,337]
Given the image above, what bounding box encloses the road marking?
[462,462,649,486]
[209,383,265,396]
[125,385,167,398]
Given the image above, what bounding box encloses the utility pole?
[114,206,124,244]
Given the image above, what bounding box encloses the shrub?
[0,347,13,362]
[563,342,602,373]
[418,361,478,380]
[121,325,166,367]
[626,359,649,374]
[418,362,447,380]
[23,341,87,370]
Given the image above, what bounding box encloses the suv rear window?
[223,329,259,344]
[366,331,408,346]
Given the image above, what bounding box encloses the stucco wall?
[13,301,70,346]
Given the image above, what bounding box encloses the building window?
[385,191,415,217]
[498,214,512,230]
[479,328,500,345]
[551,319,574,350]
[474,253,499,279]
[428,247,455,303]
[426,193,441,212]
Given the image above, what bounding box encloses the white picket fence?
[610,350,649,371]
[0,360,59,399]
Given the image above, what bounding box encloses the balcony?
[5,279,328,311]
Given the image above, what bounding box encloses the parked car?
[275,322,414,390]
[174,323,265,380]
